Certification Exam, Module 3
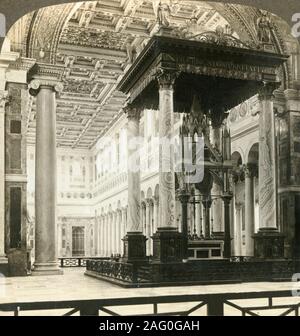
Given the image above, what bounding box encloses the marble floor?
[0,268,299,316]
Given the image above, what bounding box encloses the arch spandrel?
[25,3,80,64]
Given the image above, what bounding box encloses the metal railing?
[59,257,109,268]
[0,290,299,316]
[86,259,136,283]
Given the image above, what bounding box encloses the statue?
[257,11,272,43]
[126,43,137,64]
[156,1,171,27]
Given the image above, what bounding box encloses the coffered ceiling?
[11,0,241,149]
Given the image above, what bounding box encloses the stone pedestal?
[254,228,285,259]
[7,248,31,276]
[152,228,183,263]
[122,232,147,263]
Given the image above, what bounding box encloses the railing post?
[14,306,20,316]
[207,296,224,316]
[79,304,99,316]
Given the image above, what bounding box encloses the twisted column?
[152,71,183,263]
[122,105,146,262]
[254,82,284,258]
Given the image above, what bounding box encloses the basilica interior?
[0,0,300,286]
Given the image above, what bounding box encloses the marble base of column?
[0,256,8,276]
[122,232,147,263]
[0,256,7,263]
[152,227,183,263]
[32,262,63,276]
[254,228,285,259]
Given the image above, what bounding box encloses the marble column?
[108,213,112,257]
[29,74,63,275]
[234,203,243,256]
[178,191,190,261]
[99,217,102,256]
[123,105,146,262]
[102,216,105,256]
[121,208,127,256]
[111,212,116,255]
[202,197,212,239]
[211,126,223,235]
[158,74,176,230]
[116,209,122,254]
[0,91,8,261]
[101,217,104,257]
[103,215,107,257]
[244,164,257,256]
[222,193,233,258]
[94,216,99,256]
[145,199,151,256]
[194,190,202,238]
[150,201,154,256]
[152,71,183,263]
[254,82,284,258]
[153,196,159,233]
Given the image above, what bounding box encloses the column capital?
[178,190,190,203]
[29,79,64,97]
[28,62,65,96]
[153,196,159,205]
[124,103,142,120]
[0,91,10,111]
[258,82,280,101]
[243,163,258,178]
[156,69,179,90]
[210,108,226,129]
[221,193,233,205]
[145,198,153,207]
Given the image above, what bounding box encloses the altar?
[85,25,297,287]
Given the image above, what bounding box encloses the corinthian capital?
[0,91,10,110]
[258,81,280,101]
[124,103,142,120]
[243,163,258,178]
[157,69,179,90]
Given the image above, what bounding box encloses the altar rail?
[86,259,138,283]
[0,290,299,316]
[86,259,299,286]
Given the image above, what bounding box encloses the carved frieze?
[60,26,129,51]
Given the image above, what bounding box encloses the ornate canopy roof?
[118,32,288,113]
